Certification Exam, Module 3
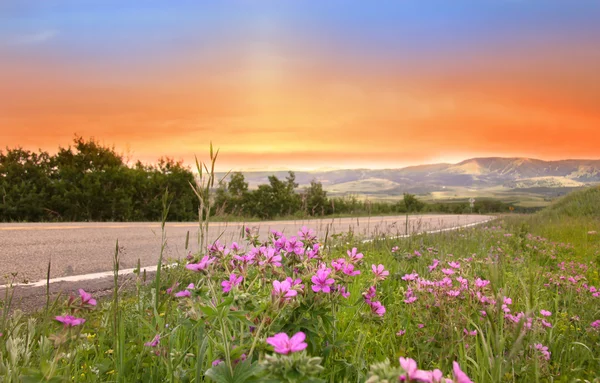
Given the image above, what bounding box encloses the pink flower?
[285,277,305,292]
[273,280,298,298]
[447,290,461,297]
[145,334,160,347]
[371,264,389,281]
[590,320,600,328]
[78,289,97,306]
[331,258,346,271]
[463,329,477,336]
[298,226,316,242]
[474,278,490,288]
[414,250,422,257]
[391,246,399,253]
[347,248,363,263]
[342,263,361,276]
[175,290,191,298]
[417,324,425,329]
[266,332,307,354]
[187,283,195,289]
[540,310,552,317]
[541,319,552,328]
[448,261,460,269]
[534,343,551,360]
[363,286,377,302]
[398,357,432,382]
[441,268,455,275]
[404,296,418,304]
[396,329,406,336]
[402,273,419,281]
[212,359,223,366]
[336,285,350,298]
[221,273,243,293]
[503,297,512,305]
[259,247,282,267]
[55,315,86,327]
[186,255,215,272]
[428,259,440,272]
[311,268,335,293]
[369,301,386,316]
[452,361,474,383]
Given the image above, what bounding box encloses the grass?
[0,187,599,382]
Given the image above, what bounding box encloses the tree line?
[1,137,520,222]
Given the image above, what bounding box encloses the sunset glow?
[1,1,599,170]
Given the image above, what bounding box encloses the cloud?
[6,29,58,46]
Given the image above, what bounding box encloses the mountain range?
[220,158,600,206]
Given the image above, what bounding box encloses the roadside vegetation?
[1,137,522,223]
[1,170,598,381]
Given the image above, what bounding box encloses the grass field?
[1,187,599,382]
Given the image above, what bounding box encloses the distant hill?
[217,158,600,206]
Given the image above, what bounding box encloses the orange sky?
[1,1,599,171]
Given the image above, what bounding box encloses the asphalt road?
[0,215,493,286]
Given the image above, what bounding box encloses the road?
[0,215,493,286]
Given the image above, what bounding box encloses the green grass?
[1,188,600,382]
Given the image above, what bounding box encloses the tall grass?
[1,184,599,382]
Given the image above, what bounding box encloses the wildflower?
[428,259,440,272]
[285,237,305,256]
[259,247,283,267]
[221,273,243,293]
[404,296,418,304]
[590,320,600,328]
[369,301,386,316]
[441,268,455,275]
[363,286,377,303]
[272,280,297,298]
[402,273,419,281]
[396,329,406,336]
[463,329,477,336]
[55,315,86,327]
[336,285,350,298]
[503,297,512,305]
[474,278,490,288]
[186,255,215,272]
[533,343,551,360]
[342,263,361,276]
[447,290,461,297]
[541,320,552,328]
[452,361,474,383]
[285,277,305,292]
[306,243,320,259]
[174,290,191,298]
[298,226,316,242]
[78,289,97,306]
[144,334,160,347]
[266,332,307,354]
[186,283,195,289]
[212,359,223,366]
[398,357,431,382]
[414,250,422,257]
[347,248,364,263]
[540,310,552,317]
[417,324,425,329]
[331,258,346,271]
[311,268,335,293]
[391,246,399,253]
[448,261,460,269]
[371,264,389,281]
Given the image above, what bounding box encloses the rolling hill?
[217,158,600,206]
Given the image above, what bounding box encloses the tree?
[403,193,424,213]
[304,180,330,216]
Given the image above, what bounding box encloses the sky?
[1,0,600,171]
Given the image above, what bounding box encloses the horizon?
[2,1,600,170]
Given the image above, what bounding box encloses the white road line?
[1,217,495,289]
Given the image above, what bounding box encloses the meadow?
[0,185,599,382]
